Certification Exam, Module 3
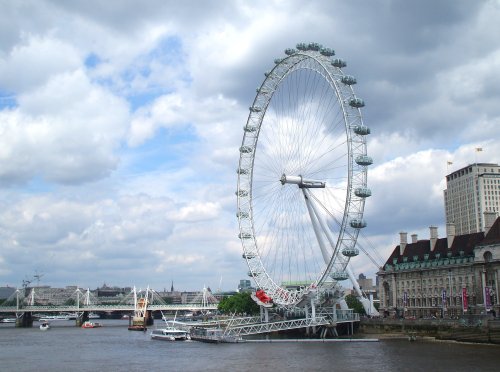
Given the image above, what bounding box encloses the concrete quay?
[359,316,500,344]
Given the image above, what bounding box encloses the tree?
[344,294,365,315]
[218,292,260,315]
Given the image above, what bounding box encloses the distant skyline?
[1,1,499,291]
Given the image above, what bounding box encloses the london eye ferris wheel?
[237,42,373,309]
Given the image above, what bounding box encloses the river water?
[1,319,499,372]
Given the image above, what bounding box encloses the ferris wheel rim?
[237,43,370,308]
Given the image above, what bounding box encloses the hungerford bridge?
[0,286,360,337]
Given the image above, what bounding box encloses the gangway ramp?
[224,316,331,337]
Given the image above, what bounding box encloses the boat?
[190,327,244,343]
[39,322,50,331]
[151,328,191,341]
[0,318,16,323]
[39,315,70,321]
[81,321,103,329]
[87,313,100,319]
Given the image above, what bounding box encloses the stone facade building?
[378,214,499,319]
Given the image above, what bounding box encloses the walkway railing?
[0,303,218,313]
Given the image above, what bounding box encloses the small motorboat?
[81,321,103,329]
[40,322,50,331]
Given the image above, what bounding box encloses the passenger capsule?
[349,98,365,108]
[237,211,249,218]
[296,42,308,51]
[341,75,357,85]
[249,106,262,113]
[331,271,349,281]
[350,219,367,228]
[307,42,322,51]
[331,58,347,68]
[342,247,359,257]
[274,58,283,64]
[239,146,253,154]
[238,232,252,239]
[237,168,249,175]
[355,155,373,166]
[353,125,371,135]
[244,125,257,132]
[354,188,372,198]
[320,48,335,57]
[236,190,249,197]
[284,48,296,55]
[242,252,256,259]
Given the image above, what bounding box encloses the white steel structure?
[237,42,373,311]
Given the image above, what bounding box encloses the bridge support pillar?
[76,312,89,327]
[146,310,154,326]
[15,312,33,328]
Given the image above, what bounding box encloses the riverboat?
[39,322,50,331]
[0,318,16,323]
[81,321,103,329]
[190,327,244,343]
[151,328,191,341]
[39,315,70,321]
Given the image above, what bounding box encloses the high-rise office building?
[444,163,500,235]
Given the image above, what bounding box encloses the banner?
[403,291,408,307]
[442,289,447,310]
[485,287,491,310]
[462,287,468,312]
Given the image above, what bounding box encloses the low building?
[378,214,499,319]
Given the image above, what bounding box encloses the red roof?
[384,217,499,266]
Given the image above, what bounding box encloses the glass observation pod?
[341,75,357,85]
[274,58,283,64]
[236,190,249,197]
[354,187,372,198]
[257,88,271,95]
[239,146,253,154]
[264,71,275,78]
[248,270,263,277]
[342,247,360,257]
[249,106,262,113]
[242,252,256,259]
[331,58,347,68]
[353,125,371,135]
[296,42,308,51]
[331,271,349,281]
[239,232,252,239]
[237,211,249,218]
[320,47,335,57]
[244,125,257,132]
[355,155,373,166]
[307,42,322,51]
[237,168,249,175]
[350,219,367,228]
[284,48,296,55]
[349,97,365,108]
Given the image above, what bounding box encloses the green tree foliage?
[344,294,365,315]
[218,292,260,315]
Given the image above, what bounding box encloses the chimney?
[446,223,456,249]
[429,226,438,251]
[484,211,497,235]
[399,232,408,255]
[411,234,418,243]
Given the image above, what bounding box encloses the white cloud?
[0,0,499,291]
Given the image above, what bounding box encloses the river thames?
[1,319,500,371]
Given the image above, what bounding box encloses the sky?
[0,0,499,292]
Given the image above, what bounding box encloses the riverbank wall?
[359,316,500,344]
